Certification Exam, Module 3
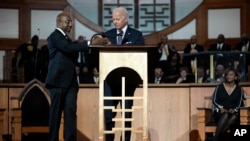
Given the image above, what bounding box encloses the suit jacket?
[235,40,250,51]
[104,26,144,86]
[105,26,145,45]
[184,43,204,53]
[156,43,175,61]
[148,76,167,84]
[208,43,231,51]
[182,43,204,72]
[45,29,89,88]
[235,41,250,67]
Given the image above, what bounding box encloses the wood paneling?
[1,83,250,141]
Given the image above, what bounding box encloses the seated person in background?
[184,35,204,53]
[211,68,244,141]
[91,67,99,84]
[156,35,176,73]
[148,67,167,84]
[235,33,250,52]
[164,51,183,83]
[215,64,225,83]
[183,35,204,73]
[176,66,194,84]
[234,33,250,80]
[75,64,81,84]
[197,66,210,83]
[208,34,231,51]
[79,65,92,84]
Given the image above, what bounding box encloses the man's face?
[154,68,163,77]
[112,10,128,30]
[59,15,73,33]
[217,35,224,44]
[161,36,168,44]
[190,36,197,44]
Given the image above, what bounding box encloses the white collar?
[56,28,67,36]
[117,25,128,35]
[246,41,249,47]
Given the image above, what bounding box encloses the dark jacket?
[105,26,145,45]
[45,29,89,88]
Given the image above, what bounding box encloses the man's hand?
[91,36,110,45]
[228,109,235,113]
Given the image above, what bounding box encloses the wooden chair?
[197,95,250,141]
[11,79,64,141]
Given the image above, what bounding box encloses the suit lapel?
[122,27,132,44]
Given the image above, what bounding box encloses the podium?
[92,45,154,141]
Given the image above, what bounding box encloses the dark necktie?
[117,30,123,45]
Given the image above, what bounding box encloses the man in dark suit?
[208,34,231,51]
[235,33,250,52]
[184,35,204,53]
[148,67,167,84]
[103,7,145,141]
[234,34,250,81]
[45,12,108,141]
[183,35,204,74]
[155,35,176,74]
[104,10,144,45]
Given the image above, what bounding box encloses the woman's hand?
[220,108,227,113]
[228,109,235,113]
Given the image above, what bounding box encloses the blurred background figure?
[208,34,231,51]
[183,35,204,74]
[75,35,90,70]
[75,64,81,84]
[235,33,250,52]
[235,34,250,81]
[176,66,194,84]
[78,65,92,84]
[184,35,204,54]
[156,35,176,73]
[215,64,225,83]
[14,35,39,83]
[197,66,210,83]
[148,67,167,84]
[88,66,99,84]
[164,51,183,83]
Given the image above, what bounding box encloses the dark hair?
[168,51,181,63]
[224,68,240,84]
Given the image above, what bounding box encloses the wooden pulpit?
[91,45,154,141]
